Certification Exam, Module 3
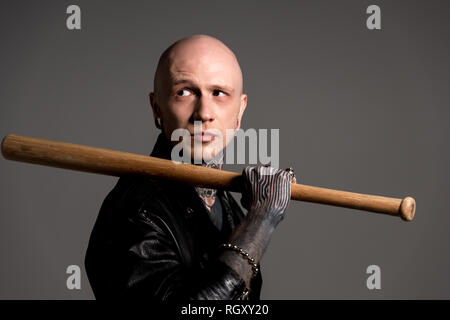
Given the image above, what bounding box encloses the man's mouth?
[191,131,216,143]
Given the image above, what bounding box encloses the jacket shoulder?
[91,176,173,235]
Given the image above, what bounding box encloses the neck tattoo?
[195,156,223,212]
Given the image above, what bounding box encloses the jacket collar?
[149,132,174,160]
[147,132,242,234]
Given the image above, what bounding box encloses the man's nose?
[192,96,215,123]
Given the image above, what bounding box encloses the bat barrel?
[1,133,243,189]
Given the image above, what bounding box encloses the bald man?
[85,35,295,300]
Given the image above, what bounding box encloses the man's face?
[150,38,247,162]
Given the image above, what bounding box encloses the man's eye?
[177,89,191,97]
[213,90,226,97]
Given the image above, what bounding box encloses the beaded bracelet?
[219,243,260,278]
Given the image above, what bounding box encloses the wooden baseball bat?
[1,134,416,221]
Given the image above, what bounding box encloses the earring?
[155,117,162,129]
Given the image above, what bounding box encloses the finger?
[284,167,296,183]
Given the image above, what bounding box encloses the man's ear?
[235,94,247,130]
[149,92,162,129]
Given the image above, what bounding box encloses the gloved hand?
[218,165,297,290]
[240,165,296,228]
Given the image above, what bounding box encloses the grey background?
[1,0,449,299]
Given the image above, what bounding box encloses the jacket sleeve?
[119,207,248,300]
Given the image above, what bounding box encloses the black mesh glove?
[240,165,296,228]
[217,165,297,290]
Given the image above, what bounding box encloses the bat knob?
[400,196,416,221]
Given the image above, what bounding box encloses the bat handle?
[290,183,416,221]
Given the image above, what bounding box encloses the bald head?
[149,34,248,161]
[153,34,244,98]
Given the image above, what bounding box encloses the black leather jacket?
[85,133,262,300]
